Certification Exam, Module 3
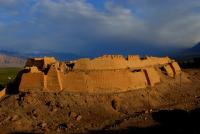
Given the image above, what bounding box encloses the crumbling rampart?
[19,55,181,93]
[73,55,171,70]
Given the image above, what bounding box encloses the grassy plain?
[0,67,22,87]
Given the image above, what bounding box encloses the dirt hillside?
[0,69,200,133]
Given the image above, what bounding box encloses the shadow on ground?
[87,108,200,134]
[179,57,200,69]
[8,108,200,134]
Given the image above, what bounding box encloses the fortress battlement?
[18,55,181,93]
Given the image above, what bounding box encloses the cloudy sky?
[0,0,200,56]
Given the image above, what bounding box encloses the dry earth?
[0,69,200,134]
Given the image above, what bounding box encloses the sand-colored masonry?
[19,55,181,93]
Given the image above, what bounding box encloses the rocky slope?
[0,69,200,133]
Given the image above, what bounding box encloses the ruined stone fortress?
[19,55,181,93]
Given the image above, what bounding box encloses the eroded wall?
[25,57,56,70]
[45,64,62,91]
[18,55,182,93]
[19,72,45,92]
[144,67,160,86]
[163,62,181,77]
[74,55,172,70]
[60,70,148,92]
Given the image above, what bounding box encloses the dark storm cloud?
[0,0,200,55]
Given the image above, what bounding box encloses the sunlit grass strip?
[0,67,22,87]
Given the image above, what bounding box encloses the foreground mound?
[0,69,199,133]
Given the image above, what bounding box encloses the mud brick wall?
[60,70,148,93]
[19,72,45,91]
[18,56,182,93]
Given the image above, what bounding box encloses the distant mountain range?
[173,42,200,61]
[0,50,81,61]
[0,50,81,67]
[187,42,200,54]
[23,51,81,61]
[0,42,199,67]
[0,54,25,67]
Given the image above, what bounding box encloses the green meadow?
[0,68,22,87]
